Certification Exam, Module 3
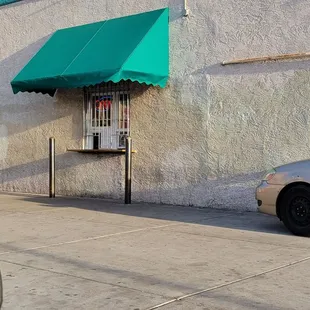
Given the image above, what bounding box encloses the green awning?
[11,8,169,96]
[0,0,21,6]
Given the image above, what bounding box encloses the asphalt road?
[0,193,309,309]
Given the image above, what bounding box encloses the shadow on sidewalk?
[10,193,289,236]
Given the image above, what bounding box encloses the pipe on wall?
[183,0,189,17]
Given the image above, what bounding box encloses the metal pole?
[49,137,55,198]
[183,0,189,16]
[125,136,132,204]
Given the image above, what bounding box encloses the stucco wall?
[1,0,310,210]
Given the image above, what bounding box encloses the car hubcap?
[290,196,310,226]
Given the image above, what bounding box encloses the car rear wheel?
[280,185,310,236]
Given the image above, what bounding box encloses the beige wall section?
[1,0,310,210]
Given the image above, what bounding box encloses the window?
[83,81,130,150]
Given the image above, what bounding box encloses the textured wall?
[1,0,310,210]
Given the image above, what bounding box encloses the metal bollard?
[125,137,132,204]
[49,137,55,198]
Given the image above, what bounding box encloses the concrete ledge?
[67,149,137,154]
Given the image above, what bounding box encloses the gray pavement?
[0,193,309,310]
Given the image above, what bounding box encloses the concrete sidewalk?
[0,193,309,309]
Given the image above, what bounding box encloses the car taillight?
[263,169,276,182]
[265,172,275,182]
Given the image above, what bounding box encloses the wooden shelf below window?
[67,149,137,154]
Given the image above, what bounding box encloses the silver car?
[256,160,310,236]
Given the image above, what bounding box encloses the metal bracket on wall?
[222,52,310,66]
[183,0,189,17]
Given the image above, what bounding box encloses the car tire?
[281,185,310,236]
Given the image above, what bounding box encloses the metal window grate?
[83,81,130,150]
